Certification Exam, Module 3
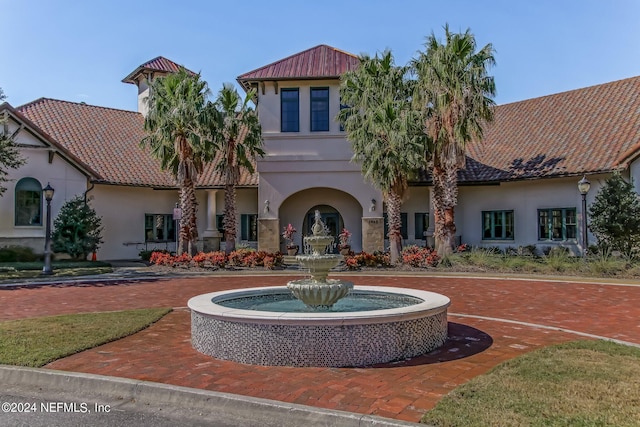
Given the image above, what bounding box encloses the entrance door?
[304,208,341,253]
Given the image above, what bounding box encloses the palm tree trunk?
[223,182,237,254]
[180,180,199,255]
[386,191,403,263]
[432,164,458,256]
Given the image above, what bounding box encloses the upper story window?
[281,88,299,132]
[482,210,514,240]
[310,87,329,131]
[538,208,576,240]
[15,177,42,226]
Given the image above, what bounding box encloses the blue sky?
[2,0,640,111]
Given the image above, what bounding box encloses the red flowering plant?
[338,228,352,249]
[282,223,297,248]
[401,245,440,268]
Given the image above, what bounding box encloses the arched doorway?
[302,204,343,253]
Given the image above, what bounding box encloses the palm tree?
[210,83,264,253]
[339,51,429,263]
[413,25,496,256]
[142,68,216,255]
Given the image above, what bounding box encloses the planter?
[339,246,351,256]
[287,246,299,256]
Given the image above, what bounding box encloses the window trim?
[482,210,515,241]
[538,207,577,241]
[240,213,258,242]
[414,212,429,240]
[14,177,43,227]
[310,87,329,132]
[280,88,299,132]
[144,213,176,242]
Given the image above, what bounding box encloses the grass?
[0,261,112,280]
[421,340,640,427]
[0,308,171,367]
[440,250,638,278]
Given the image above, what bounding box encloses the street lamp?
[42,183,55,275]
[578,175,591,257]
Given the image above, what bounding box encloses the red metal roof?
[122,56,195,84]
[237,45,360,89]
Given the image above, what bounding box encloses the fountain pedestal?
[286,213,353,308]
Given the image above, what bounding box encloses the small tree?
[589,172,640,259]
[0,88,27,196]
[52,196,104,260]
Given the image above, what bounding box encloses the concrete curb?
[0,365,423,426]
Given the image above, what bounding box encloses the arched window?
[15,178,43,226]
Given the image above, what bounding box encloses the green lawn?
[422,340,640,426]
[0,308,171,367]
[0,261,112,281]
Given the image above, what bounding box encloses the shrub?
[343,251,392,270]
[52,196,103,260]
[401,245,440,267]
[139,249,170,262]
[148,249,283,270]
[0,245,39,262]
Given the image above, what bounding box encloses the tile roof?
[16,98,257,188]
[237,44,360,90]
[413,75,640,184]
[122,56,195,84]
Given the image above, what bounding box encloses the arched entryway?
[302,204,343,253]
[277,187,362,253]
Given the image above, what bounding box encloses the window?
[339,103,348,132]
[482,210,514,240]
[538,208,576,240]
[415,212,429,239]
[216,214,226,241]
[310,87,329,131]
[281,88,299,132]
[145,214,176,242]
[240,214,258,241]
[15,178,42,226]
[383,212,408,239]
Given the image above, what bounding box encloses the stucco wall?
[456,175,607,253]
[0,119,88,253]
[90,185,258,260]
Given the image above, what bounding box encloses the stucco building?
[2,45,640,259]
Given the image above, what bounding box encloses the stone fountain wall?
[191,309,448,367]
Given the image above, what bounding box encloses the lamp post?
[578,175,591,257]
[42,182,55,275]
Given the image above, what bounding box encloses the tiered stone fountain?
[287,211,353,308]
[189,211,451,367]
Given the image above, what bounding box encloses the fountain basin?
[188,286,450,367]
[287,278,354,308]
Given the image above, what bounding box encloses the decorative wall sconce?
[264,199,270,213]
[370,199,377,212]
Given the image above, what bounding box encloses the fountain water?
[188,212,450,367]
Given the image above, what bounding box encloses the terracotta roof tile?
[414,75,640,184]
[237,45,360,89]
[17,98,256,188]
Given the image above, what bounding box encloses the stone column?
[202,190,221,252]
[258,218,280,253]
[362,217,384,253]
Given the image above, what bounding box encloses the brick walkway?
[2,274,640,422]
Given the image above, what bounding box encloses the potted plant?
[282,223,298,255]
[338,228,352,255]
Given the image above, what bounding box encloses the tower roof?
[237,44,360,90]
[122,56,195,84]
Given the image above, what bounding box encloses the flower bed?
[149,249,284,270]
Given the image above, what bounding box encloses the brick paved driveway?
[2,274,639,422]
